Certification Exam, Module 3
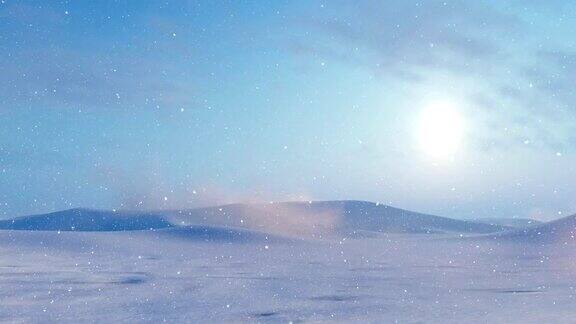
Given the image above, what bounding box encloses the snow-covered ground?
[1,202,575,323]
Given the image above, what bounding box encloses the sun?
[417,101,464,160]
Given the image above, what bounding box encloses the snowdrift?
[155,225,283,243]
[473,218,541,228]
[495,213,576,244]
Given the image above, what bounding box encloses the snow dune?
[495,213,576,244]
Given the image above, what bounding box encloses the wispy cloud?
[290,0,576,152]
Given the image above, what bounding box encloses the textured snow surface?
[1,202,575,323]
[1,231,576,322]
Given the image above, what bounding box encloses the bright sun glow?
[417,101,464,160]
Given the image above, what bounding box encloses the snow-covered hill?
[0,201,508,237]
[166,200,507,237]
[0,208,172,231]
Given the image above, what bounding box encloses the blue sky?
[1,0,576,220]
